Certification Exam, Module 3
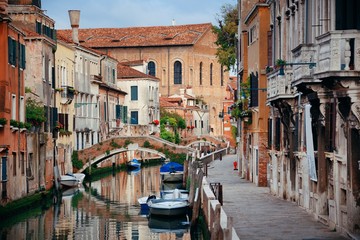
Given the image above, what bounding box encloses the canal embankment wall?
[201,177,240,240]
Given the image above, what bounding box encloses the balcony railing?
[267,68,294,102]
[291,44,317,82]
[315,30,360,75]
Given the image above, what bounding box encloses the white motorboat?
[60,173,85,188]
[147,189,189,216]
[161,188,189,201]
[147,198,189,216]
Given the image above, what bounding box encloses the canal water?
[0,165,200,239]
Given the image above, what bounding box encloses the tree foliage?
[159,108,186,144]
[212,4,238,71]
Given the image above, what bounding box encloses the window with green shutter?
[131,86,138,100]
[36,21,42,34]
[20,44,26,69]
[8,37,16,66]
[123,106,128,123]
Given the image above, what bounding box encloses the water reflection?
[0,165,192,240]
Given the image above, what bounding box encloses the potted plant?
[265,65,274,73]
[152,119,160,126]
[55,121,64,130]
[275,59,286,75]
[275,59,286,67]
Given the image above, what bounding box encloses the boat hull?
[60,176,78,187]
[160,172,183,182]
[60,173,85,188]
[127,159,141,170]
[148,199,189,216]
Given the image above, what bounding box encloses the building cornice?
[244,3,269,25]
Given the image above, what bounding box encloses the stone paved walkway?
[205,154,353,240]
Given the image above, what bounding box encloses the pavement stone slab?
[205,154,351,240]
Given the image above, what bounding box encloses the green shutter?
[8,37,12,64]
[116,105,121,119]
[12,39,17,66]
[122,106,128,123]
[20,44,26,69]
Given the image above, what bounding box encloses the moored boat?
[60,173,85,188]
[127,158,141,170]
[160,162,184,182]
[147,198,189,216]
[138,195,157,214]
[161,188,189,201]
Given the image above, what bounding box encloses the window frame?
[131,86,138,101]
[148,61,156,76]
[174,61,182,84]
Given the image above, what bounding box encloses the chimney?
[0,0,8,15]
[172,19,175,26]
[68,10,80,44]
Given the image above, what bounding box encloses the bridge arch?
[77,147,167,173]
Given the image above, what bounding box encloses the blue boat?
[160,162,184,182]
[127,158,141,170]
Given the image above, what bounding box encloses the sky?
[42,0,237,29]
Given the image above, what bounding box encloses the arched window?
[148,61,156,76]
[174,61,182,84]
[199,62,203,85]
[210,63,213,86]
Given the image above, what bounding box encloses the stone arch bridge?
[76,135,227,173]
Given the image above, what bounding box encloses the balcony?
[314,30,360,79]
[291,44,318,84]
[60,86,76,104]
[267,68,294,103]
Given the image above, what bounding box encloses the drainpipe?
[17,33,22,190]
[304,0,308,43]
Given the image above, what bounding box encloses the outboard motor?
[146,195,156,202]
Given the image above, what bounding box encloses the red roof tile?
[117,64,159,80]
[160,98,179,108]
[57,23,213,48]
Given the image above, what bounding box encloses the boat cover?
[160,162,183,173]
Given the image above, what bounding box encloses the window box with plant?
[59,128,72,137]
[55,88,64,92]
[0,118,7,127]
[10,119,19,131]
[18,121,27,132]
